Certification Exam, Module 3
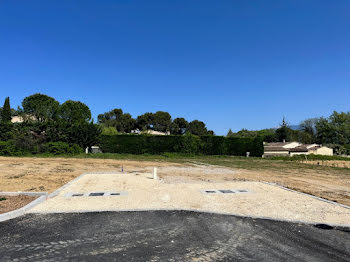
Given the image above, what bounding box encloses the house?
[11,115,36,123]
[263,142,333,157]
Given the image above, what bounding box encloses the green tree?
[152,111,172,132]
[226,128,234,137]
[22,93,60,122]
[98,108,135,133]
[1,97,12,123]
[136,112,154,131]
[101,126,118,136]
[170,118,189,135]
[68,122,101,149]
[188,120,208,136]
[275,117,291,142]
[60,100,91,124]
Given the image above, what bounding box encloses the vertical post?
[153,167,158,180]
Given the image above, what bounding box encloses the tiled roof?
[264,147,290,152]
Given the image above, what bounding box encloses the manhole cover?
[219,190,235,194]
[89,192,105,196]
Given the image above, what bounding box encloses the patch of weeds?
[0,197,6,201]
[8,174,25,179]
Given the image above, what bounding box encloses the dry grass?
[0,156,349,206]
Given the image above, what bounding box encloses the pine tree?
[1,97,12,123]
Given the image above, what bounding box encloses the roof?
[289,146,308,152]
[264,147,290,152]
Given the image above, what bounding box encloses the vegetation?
[98,109,213,135]
[99,134,263,156]
[0,94,101,155]
[228,112,350,155]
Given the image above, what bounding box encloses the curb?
[0,192,48,222]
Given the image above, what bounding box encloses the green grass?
[0,197,6,201]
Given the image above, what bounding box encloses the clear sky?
[1,1,349,135]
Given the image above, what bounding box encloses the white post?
[85,147,89,154]
[153,167,158,180]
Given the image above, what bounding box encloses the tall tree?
[275,117,291,142]
[1,97,12,123]
[22,93,60,122]
[226,128,234,137]
[188,120,208,136]
[60,100,91,124]
[136,112,154,131]
[98,108,135,133]
[170,118,189,135]
[152,111,172,132]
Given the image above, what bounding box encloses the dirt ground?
[303,160,350,168]
[0,195,37,214]
[0,156,349,206]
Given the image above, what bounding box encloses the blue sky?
[1,1,349,135]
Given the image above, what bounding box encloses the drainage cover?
[89,192,105,196]
[219,190,235,194]
[201,189,252,195]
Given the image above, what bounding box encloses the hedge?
[0,141,83,156]
[99,134,264,157]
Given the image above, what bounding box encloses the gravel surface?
[1,211,350,262]
[29,173,350,226]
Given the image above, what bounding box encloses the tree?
[275,117,291,142]
[68,122,101,149]
[60,100,91,124]
[226,128,234,137]
[1,97,12,123]
[136,112,154,131]
[188,120,208,136]
[22,93,60,122]
[98,108,135,133]
[152,111,172,132]
[170,118,189,135]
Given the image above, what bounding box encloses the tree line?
[98,109,213,136]
[0,93,213,155]
[227,114,350,155]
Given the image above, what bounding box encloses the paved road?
[0,211,349,262]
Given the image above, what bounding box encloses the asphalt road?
[0,211,349,262]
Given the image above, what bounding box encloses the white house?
[264,142,333,157]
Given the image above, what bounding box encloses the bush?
[99,134,264,156]
[0,141,16,156]
[44,142,83,155]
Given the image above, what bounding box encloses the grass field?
[0,154,349,206]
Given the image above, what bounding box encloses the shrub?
[99,134,264,156]
[44,142,83,155]
[0,141,16,156]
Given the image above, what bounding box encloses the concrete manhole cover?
[201,189,252,195]
[65,191,128,198]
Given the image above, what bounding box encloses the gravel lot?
[30,172,350,226]
[1,211,349,262]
